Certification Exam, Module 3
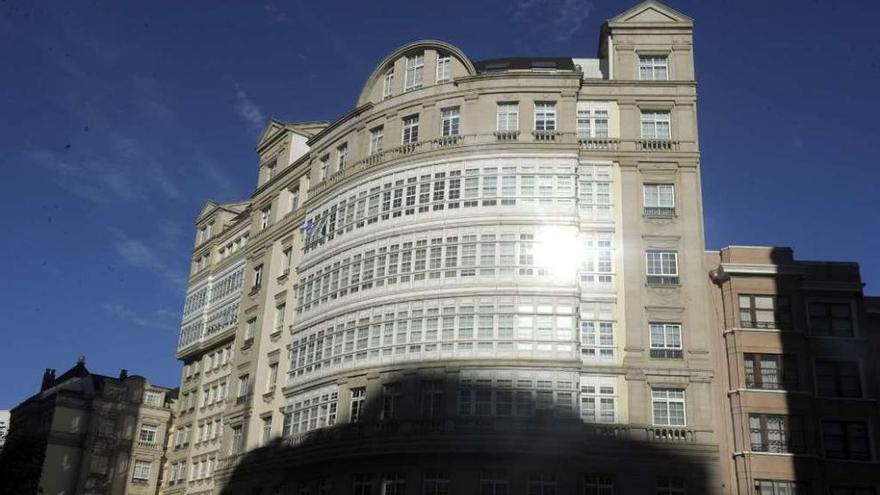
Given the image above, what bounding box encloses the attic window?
[484,62,509,72]
[531,60,556,70]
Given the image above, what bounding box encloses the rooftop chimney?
[41,368,56,391]
[119,369,128,380]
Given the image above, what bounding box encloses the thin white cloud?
[102,303,178,331]
[109,228,185,287]
[554,0,593,42]
[233,84,267,134]
[511,0,593,42]
[264,4,290,23]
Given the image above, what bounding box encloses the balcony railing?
[638,139,680,151]
[308,133,692,197]
[136,440,161,450]
[647,275,680,286]
[578,137,619,151]
[646,426,695,443]
[532,130,560,141]
[277,418,701,448]
[649,348,684,359]
[643,206,675,217]
[493,130,520,141]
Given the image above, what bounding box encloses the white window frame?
[289,188,300,213]
[639,55,669,81]
[404,53,424,91]
[370,126,384,155]
[649,323,683,358]
[576,102,609,139]
[337,143,348,171]
[382,67,394,99]
[645,250,679,284]
[436,55,451,83]
[319,155,329,180]
[440,107,460,137]
[534,101,557,131]
[580,321,614,360]
[401,114,419,144]
[496,102,519,132]
[238,374,250,397]
[138,424,158,444]
[252,264,263,289]
[644,184,675,209]
[132,460,151,481]
[350,387,366,423]
[260,206,272,230]
[640,110,671,140]
[651,388,686,426]
[580,376,617,424]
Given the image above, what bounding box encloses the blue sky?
[1,0,878,408]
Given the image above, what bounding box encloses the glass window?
[528,472,557,495]
[744,354,798,390]
[370,126,384,155]
[497,102,519,132]
[424,471,449,495]
[132,460,151,481]
[436,55,451,82]
[580,321,614,359]
[353,473,373,495]
[580,378,616,424]
[815,360,862,397]
[534,102,556,131]
[576,105,609,138]
[381,383,402,420]
[739,295,791,329]
[583,474,614,495]
[655,476,686,495]
[402,115,420,144]
[755,480,808,495]
[808,301,854,337]
[382,472,406,495]
[481,470,509,495]
[350,387,366,423]
[337,143,348,171]
[645,250,678,285]
[260,206,272,229]
[405,53,424,91]
[643,184,675,216]
[382,67,394,99]
[822,420,871,460]
[441,107,460,137]
[749,414,805,453]
[639,55,669,81]
[138,424,158,444]
[640,110,671,139]
[649,323,683,358]
[651,388,686,426]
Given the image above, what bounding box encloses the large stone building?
[159,1,880,495]
[0,357,176,495]
[164,1,728,494]
[707,247,880,495]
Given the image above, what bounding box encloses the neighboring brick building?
[708,246,880,495]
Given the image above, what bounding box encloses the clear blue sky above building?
[1,0,878,408]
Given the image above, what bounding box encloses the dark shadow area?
[218,373,716,495]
